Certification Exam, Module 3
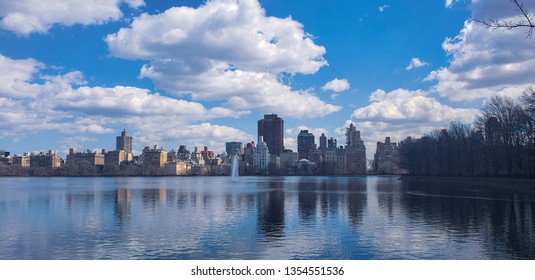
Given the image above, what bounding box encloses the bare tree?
[475,0,535,38]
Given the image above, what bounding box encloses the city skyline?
[1,117,370,158]
[1,121,387,176]
[1,0,534,160]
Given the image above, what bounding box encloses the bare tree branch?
[474,0,535,38]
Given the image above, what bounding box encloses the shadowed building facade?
[345,123,366,175]
[258,114,284,156]
[116,129,133,154]
[297,130,315,160]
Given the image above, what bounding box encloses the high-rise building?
[297,130,315,159]
[258,114,284,156]
[142,145,167,168]
[328,137,337,149]
[105,150,128,167]
[346,123,362,147]
[244,142,255,165]
[225,142,243,156]
[177,145,190,160]
[116,129,133,154]
[319,133,327,155]
[345,123,366,175]
[373,137,404,174]
[253,136,270,175]
[280,149,298,171]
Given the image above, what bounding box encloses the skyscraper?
[319,133,327,155]
[297,130,315,159]
[225,142,243,156]
[258,114,284,156]
[116,129,133,154]
[345,123,366,175]
[253,136,270,175]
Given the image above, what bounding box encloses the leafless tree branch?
[474,0,535,38]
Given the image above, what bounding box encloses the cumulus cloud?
[321,78,350,93]
[0,0,144,35]
[106,0,326,73]
[105,0,339,118]
[0,54,43,98]
[353,89,479,123]
[347,89,480,159]
[0,54,250,151]
[426,0,535,101]
[138,122,252,152]
[445,0,455,8]
[406,57,428,70]
[283,137,296,152]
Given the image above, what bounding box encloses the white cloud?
[0,0,145,35]
[406,57,428,70]
[106,0,326,74]
[445,0,454,8]
[353,89,479,123]
[321,78,350,93]
[105,0,339,118]
[140,63,340,117]
[379,5,389,12]
[137,122,253,152]
[0,54,251,152]
[283,137,296,152]
[124,0,145,8]
[347,89,480,159]
[427,1,535,101]
[0,54,42,98]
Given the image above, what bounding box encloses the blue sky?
[1,0,534,159]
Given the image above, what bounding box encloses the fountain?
[231,152,239,181]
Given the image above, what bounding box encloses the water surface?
[0,176,534,259]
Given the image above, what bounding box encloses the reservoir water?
[0,176,534,259]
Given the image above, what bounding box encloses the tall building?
[201,146,214,160]
[177,145,190,160]
[346,123,363,147]
[373,137,403,174]
[345,123,367,175]
[244,141,255,165]
[258,114,284,156]
[142,145,167,168]
[253,136,270,175]
[105,150,129,167]
[319,133,327,155]
[116,129,133,154]
[297,130,315,159]
[226,142,243,156]
[328,137,337,149]
[280,149,298,172]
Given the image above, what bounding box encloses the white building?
[253,136,270,175]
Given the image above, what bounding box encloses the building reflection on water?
[257,181,285,240]
[1,176,534,259]
[114,189,131,225]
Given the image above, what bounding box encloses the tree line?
[400,87,535,178]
